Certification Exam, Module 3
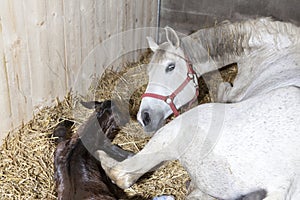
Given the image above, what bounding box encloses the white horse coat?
[138,18,300,132]
[97,18,300,199]
[183,17,300,102]
[97,86,300,200]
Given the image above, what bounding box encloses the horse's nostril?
[142,111,151,126]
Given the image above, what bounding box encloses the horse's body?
[102,18,300,199]
[138,18,300,132]
[98,86,300,199]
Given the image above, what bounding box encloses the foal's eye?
[165,63,175,73]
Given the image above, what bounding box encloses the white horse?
[138,17,300,133]
[95,18,300,199]
[97,86,300,199]
[97,19,300,200]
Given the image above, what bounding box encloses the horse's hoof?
[153,195,175,200]
[110,167,137,189]
[96,150,135,189]
[95,150,118,172]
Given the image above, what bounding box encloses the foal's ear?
[165,26,180,48]
[147,36,159,52]
[80,101,103,110]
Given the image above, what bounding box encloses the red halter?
[142,54,199,117]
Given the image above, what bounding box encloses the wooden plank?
[94,0,107,78]
[24,0,50,107]
[24,0,67,106]
[0,9,13,140]
[79,0,96,62]
[44,0,67,99]
[0,0,35,137]
[0,0,69,141]
[77,0,97,96]
[63,0,81,89]
[141,0,158,51]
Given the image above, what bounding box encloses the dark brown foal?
[53,100,133,200]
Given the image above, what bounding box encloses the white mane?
[182,17,300,70]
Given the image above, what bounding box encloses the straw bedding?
[0,53,237,199]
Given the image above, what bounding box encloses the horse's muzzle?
[137,108,165,133]
[141,110,151,126]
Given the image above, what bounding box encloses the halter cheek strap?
[142,93,180,116]
[142,55,199,117]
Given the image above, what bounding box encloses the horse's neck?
[182,18,300,76]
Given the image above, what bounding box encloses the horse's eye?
[165,63,175,73]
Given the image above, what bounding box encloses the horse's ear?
[165,26,180,48]
[81,101,103,110]
[147,36,159,52]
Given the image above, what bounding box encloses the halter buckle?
[165,97,172,104]
[192,74,198,87]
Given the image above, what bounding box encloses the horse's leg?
[262,193,284,200]
[285,175,300,200]
[217,82,232,102]
[187,186,267,200]
[262,178,295,200]
[290,181,300,200]
[97,111,199,189]
[96,150,171,189]
[235,189,267,200]
[186,187,216,200]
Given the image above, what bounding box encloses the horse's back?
[226,45,300,102]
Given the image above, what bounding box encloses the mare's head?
[137,27,198,134]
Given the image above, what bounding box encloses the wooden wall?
[0,0,158,142]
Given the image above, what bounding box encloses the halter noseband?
[142,53,199,117]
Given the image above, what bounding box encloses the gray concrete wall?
[160,0,300,35]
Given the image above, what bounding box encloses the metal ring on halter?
[188,73,194,79]
[192,74,198,87]
[165,97,173,104]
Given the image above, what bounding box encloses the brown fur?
[53,100,133,200]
